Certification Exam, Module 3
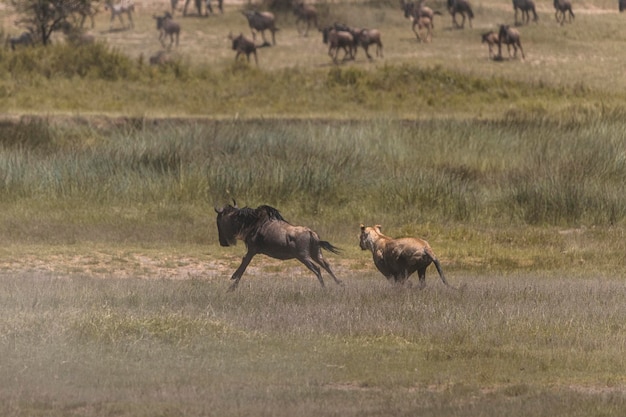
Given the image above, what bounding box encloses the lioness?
[359,224,450,288]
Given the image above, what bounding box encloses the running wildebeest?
[354,28,383,59]
[154,12,181,48]
[481,30,499,59]
[241,10,279,45]
[321,26,355,63]
[497,24,525,59]
[215,202,343,292]
[104,0,134,30]
[447,0,474,28]
[293,2,318,36]
[5,31,34,50]
[359,224,450,288]
[554,0,574,24]
[513,0,538,25]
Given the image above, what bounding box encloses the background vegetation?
[1,0,626,415]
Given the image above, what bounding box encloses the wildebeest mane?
[234,205,288,237]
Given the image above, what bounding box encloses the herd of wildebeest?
[5,0,626,64]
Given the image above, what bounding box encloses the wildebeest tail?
[320,240,341,255]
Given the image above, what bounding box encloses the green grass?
[1,0,626,415]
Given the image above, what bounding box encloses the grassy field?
[1,0,626,416]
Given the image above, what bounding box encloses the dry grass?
[1,266,626,417]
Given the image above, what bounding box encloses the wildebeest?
[497,24,525,59]
[104,0,134,30]
[228,32,270,65]
[513,0,538,25]
[321,26,355,63]
[215,202,343,291]
[154,12,181,48]
[183,0,203,16]
[481,30,499,59]
[242,10,279,46]
[65,0,100,29]
[359,224,450,288]
[554,0,574,24]
[293,2,318,36]
[621,0,626,12]
[412,15,434,42]
[354,28,383,59]
[5,31,34,50]
[447,0,474,28]
[402,0,442,29]
[206,0,224,15]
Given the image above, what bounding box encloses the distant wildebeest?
[481,30,499,59]
[513,0,538,25]
[554,0,574,24]
[183,0,203,16]
[149,50,173,65]
[620,0,626,12]
[154,12,181,48]
[206,0,224,15]
[242,10,279,46]
[321,26,355,63]
[5,31,34,50]
[104,0,134,30]
[497,24,525,59]
[412,15,434,42]
[228,32,270,65]
[293,2,318,36]
[402,0,442,29]
[65,0,100,29]
[359,224,451,288]
[354,28,383,59]
[215,202,343,292]
[447,0,474,28]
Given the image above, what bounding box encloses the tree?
[10,0,97,46]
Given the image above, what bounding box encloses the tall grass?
[0,116,624,239]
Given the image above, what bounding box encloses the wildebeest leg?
[228,251,256,292]
[517,42,525,59]
[298,257,326,288]
[183,0,191,15]
[313,254,342,286]
[127,11,134,29]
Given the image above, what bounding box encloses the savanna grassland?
[1,0,626,416]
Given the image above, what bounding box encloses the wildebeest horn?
[214,206,223,214]
[232,199,238,208]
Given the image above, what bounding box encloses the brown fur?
[242,10,279,46]
[554,0,575,25]
[354,28,383,59]
[154,13,180,49]
[229,33,259,66]
[323,28,355,64]
[481,30,499,59]
[359,224,450,288]
[497,24,525,60]
[293,2,318,36]
[413,16,433,42]
[513,0,538,25]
